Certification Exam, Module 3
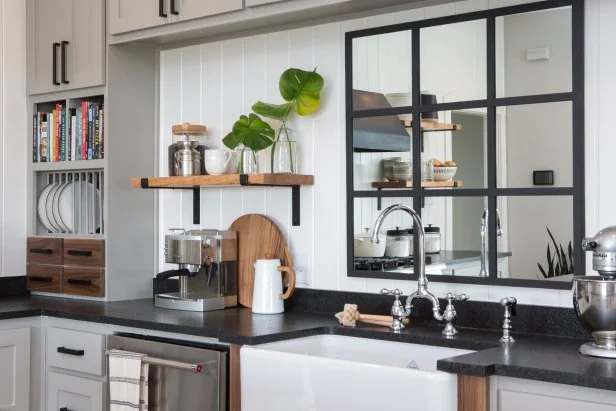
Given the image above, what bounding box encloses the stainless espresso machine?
[155,229,238,312]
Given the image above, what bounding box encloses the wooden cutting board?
[229,214,293,308]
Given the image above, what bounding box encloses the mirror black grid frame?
[345,0,584,290]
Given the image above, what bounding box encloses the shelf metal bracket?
[239,174,302,226]
[140,178,200,225]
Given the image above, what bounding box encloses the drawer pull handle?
[57,346,84,356]
[29,276,53,283]
[30,248,53,254]
[67,250,93,257]
[67,279,92,286]
[60,408,70,411]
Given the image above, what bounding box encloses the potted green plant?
[223,114,275,174]
[537,227,574,279]
[252,67,325,173]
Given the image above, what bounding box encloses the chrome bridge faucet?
[372,204,468,336]
[479,208,503,277]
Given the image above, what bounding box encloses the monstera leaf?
[223,114,275,152]
[252,68,324,120]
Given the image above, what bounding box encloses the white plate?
[37,183,55,232]
[45,182,63,232]
[58,181,101,234]
[52,181,70,232]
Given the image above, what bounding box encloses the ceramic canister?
[252,258,296,314]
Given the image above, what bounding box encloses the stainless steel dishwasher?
[107,333,228,411]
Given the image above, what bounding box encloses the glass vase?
[272,140,298,174]
[236,148,259,174]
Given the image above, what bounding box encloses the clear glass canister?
[424,224,441,254]
[385,228,411,257]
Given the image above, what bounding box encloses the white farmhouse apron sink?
[240,334,473,411]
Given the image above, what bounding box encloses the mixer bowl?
[573,276,616,336]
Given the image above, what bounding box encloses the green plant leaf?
[559,244,569,274]
[537,263,547,278]
[279,68,324,116]
[546,227,564,272]
[547,245,554,277]
[252,101,293,121]
[568,241,574,273]
[222,131,241,149]
[232,113,275,152]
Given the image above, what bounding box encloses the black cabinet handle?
[52,43,60,85]
[29,248,53,254]
[61,41,69,84]
[170,0,179,15]
[60,408,70,411]
[159,0,167,17]
[57,346,84,356]
[67,278,92,286]
[29,276,53,283]
[67,250,92,257]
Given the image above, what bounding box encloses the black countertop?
[428,250,513,266]
[0,296,612,391]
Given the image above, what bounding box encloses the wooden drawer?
[47,327,105,376]
[26,237,63,265]
[47,371,104,411]
[63,239,105,267]
[26,264,62,293]
[63,267,105,297]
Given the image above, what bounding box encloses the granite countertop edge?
[0,297,610,391]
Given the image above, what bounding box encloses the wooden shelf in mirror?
[400,120,463,132]
[371,180,463,188]
[130,174,314,188]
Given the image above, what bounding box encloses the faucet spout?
[371,204,441,321]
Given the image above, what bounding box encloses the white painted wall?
[0,0,26,277]
[157,0,607,307]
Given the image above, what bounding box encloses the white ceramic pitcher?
[252,256,296,314]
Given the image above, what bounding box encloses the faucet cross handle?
[380,288,408,332]
[441,292,469,338]
[499,296,517,343]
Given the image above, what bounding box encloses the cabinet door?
[27,0,58,95]
[176,0,243,22]
[109,0,170,35]
[0,328,31,411]
[47,372,104,411]
[68,0,105,90]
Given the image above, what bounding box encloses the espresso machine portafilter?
[155,228,238,312]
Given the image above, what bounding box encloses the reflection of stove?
[354,256,431,271]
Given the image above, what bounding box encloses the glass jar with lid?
[385,227,411,257]
[424,224,441,254]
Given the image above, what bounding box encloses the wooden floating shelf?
[130,173,314,188]
[400,120,463,132]
[372,180,463,188]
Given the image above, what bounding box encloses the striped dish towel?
[108,349,149,410]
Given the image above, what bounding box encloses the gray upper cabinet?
[109,0,243,35]
[108,0,170,35]
[27,0,105,95]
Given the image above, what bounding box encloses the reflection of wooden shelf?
[372,180,463,188]
[130,174,314,188]
[401,120,463,132]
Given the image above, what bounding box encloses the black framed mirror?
[345,0,584,289]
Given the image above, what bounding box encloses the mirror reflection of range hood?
[352,89,411,152]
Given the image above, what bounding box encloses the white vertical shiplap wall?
[0,0,26,277]
[158,0,604,307]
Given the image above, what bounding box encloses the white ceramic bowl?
[433,166,458,181]
[354,232,386,257]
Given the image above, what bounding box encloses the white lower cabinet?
[47,372,104,411]
[491,376,616,411]
[0,327,30,411]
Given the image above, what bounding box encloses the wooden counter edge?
[230,344,241,411]
[458,375,489,411]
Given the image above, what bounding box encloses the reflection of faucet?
[372,205,457,333]
[479,208,503,278]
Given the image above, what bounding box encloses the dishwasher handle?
[106,349,209,373]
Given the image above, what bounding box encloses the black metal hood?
[352,89,411,152]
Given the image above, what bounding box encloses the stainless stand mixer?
[574,226,616,358]
[155,229,237,312]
